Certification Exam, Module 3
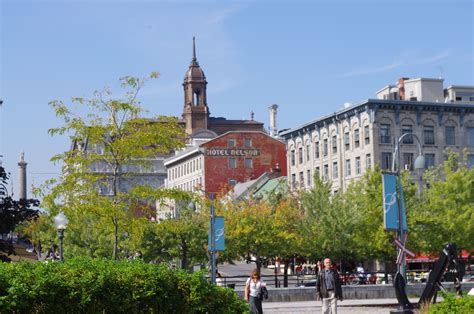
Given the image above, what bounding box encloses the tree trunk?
[283,259,289,287]
[181,240,188,270]
[112,216,119,260]
[256,253,262,274]
[112,167,119,260]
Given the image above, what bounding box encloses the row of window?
[291,154,373,187]
[228,158,253,169]
[380,152,437,171]
[290,126,371,166]
[379,125,474,146]
[174,177,203,192]
[227,138,253,147]
[169,158,202,181]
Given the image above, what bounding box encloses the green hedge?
[429,292,474,314]
[0,258,248,313]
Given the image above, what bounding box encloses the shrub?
[0,258,248,313]
[429,292,474,314]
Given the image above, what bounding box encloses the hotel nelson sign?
[205,148,260,157]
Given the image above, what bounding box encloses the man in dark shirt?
[316,258,343,313]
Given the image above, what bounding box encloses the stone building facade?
[281,96,474,193]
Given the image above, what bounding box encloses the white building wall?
[285,101,474,194]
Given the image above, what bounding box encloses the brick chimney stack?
[397,77,409,100]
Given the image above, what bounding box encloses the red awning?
[460,250,473,259]
[407,250,473,263]
[407,253,435,263]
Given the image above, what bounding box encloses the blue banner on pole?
[208,216,225,251]
[382,173,398,231]
[382,173,407,231]
[399,183,408,232]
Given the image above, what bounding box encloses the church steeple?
[182,37,209,136]
[192,36,197,63]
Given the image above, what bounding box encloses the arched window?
[194,90,200,105]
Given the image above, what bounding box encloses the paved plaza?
[263,299,416,313]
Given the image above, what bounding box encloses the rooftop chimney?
[397,77,409,100]
[268,104,278,137]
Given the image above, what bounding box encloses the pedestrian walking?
[316,258,343,314]
[245,268,267,314]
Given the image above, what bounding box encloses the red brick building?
[165,131,287,196]
[201,131,287,194]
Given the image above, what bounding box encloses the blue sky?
[1,0,473,196]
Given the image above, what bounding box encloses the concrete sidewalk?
[263,298,420,314]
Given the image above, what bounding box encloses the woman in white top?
[245,268,265,314]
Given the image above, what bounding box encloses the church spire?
[183,37,209,136]
[192,36,196,62]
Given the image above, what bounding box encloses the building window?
[366,154,372,170]
[244,138,252,147]
[467,155,474,168]
[323,139,328,157]
[228,139,236,147]
[424,126,435,145]
[355,157,361,175]
[306,144,310,161]
[229,179,237,186]
[344,132,350,150]
[364,125,370,144]
[332,135,337,154]
[345,159,351,177]
[228,158,237,169]
[467,128,474,147]
[332,162,338,179]
[380,124,391,144]
[245,158,253,168]
[323,164,329,181]
[381,152,392,170]
[291,150,295,166]
[445,126,455,145]
[354,129,360,148]
[291,173,296,188]
[315,167,320,178]
[299,171,304,188]
[402,125,413,144]
[315,142,320,158]
[425,154,435,168]
[298,147,303,164]
[403,153,413,171]
[455,96,462,101]
[307,170,312,186]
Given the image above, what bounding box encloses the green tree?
[220,196,305,278]
[138,206,208,270]
[0,165,39,261]
[300,174,360,263]
[411,151,474,253]
[38,73,186,259]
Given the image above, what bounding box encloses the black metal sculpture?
[393,243,463,313]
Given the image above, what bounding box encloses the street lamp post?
[54,212,68,261]
[391,133,425,282]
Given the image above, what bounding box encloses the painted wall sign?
[205,148,260,157]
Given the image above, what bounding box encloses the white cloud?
[339,60,404,78]
[339,50,451,78]
[418,50,450,64]
[205,4,249,25]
